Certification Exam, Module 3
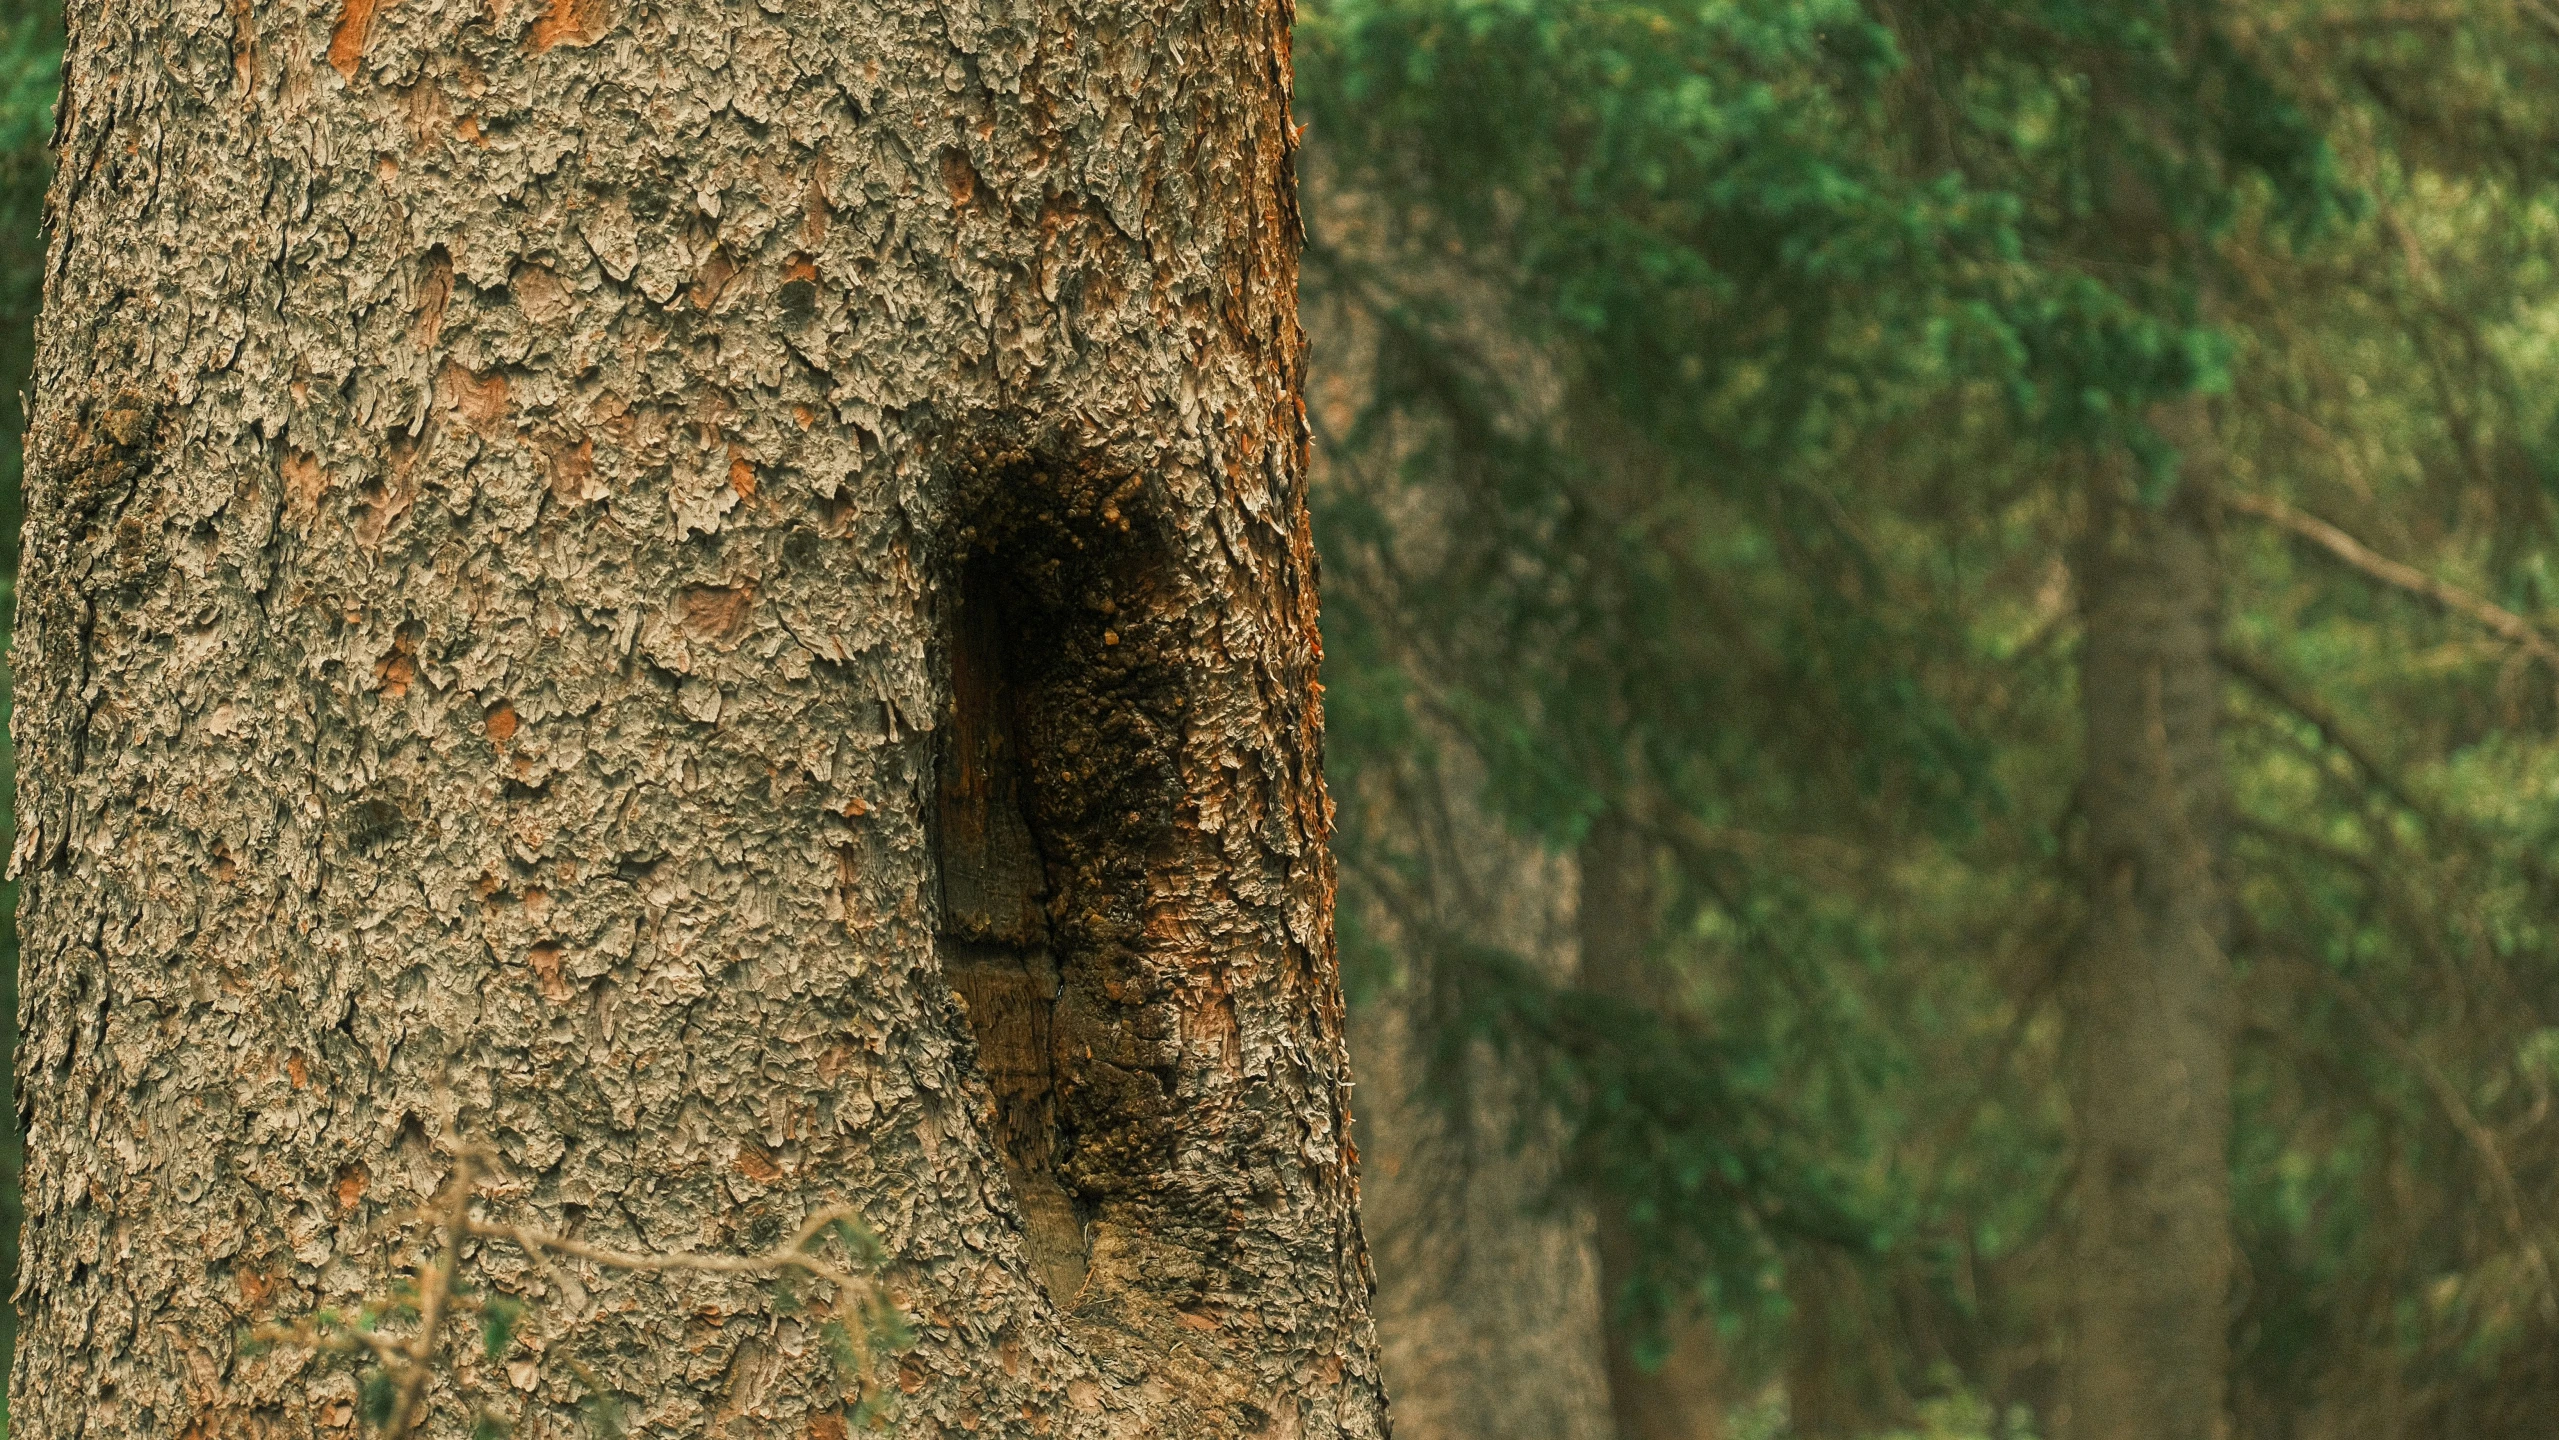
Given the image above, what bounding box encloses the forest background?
[0,0,2556,1437]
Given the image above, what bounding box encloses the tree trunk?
[1781,1244,1897,1440]
[2064,420,2232,1440]
[1579,813,1725,1440]
[9,0,1384,1434]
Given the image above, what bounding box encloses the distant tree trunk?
[2064,417,2232,1440]
[9,0,1384,1434]
[1782,1244,1902,1440]
[1344,759,1612,1440]
[1580,813,1727,1440]
[1351,998,1615,1440]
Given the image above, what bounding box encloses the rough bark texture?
[1346,807,1611,1440]
[2064,428,2232,1440]
[1578,814,1724,1440]
[9,0,1385,1433]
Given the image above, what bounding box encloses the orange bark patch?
[807,1416,849,1440]
[281,449,327,535]
[413,246,454,350]
[687,249,738,310]
[940,149,979,208]
[544,434,598,502]
[726,446,756,500]
[733,1148,783,1184]
[677,584,756,642]
[438,361,509,433]
[530,0,610,50]
[237,1267,277,1311]
[373,628,419,698]
[527,942,570,1001]
[285,1052,310,1088]
[484,702,518,742]
[327,0,388,79]
[334,1162,370,1211]
[230,0,260,101]
[456,115,488,146]
[512,263,571,326]
[801,163,833,248]
[396,79,454,151]
[782,253,818,285]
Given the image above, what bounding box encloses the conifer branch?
[2224,491,2559,672]
[2254,937,2559,1325]
[2215,644,2436,824]
[2220,643,2559,903]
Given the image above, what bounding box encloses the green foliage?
[359,1370,402,1431]
[0,0,2548,1430]
[480,1295,525,1362]
[1305,0,2559,1430]
[564,1362,625,1440]
[0,0,51,1399]
[0,0,55,566]
[822,1215,890,1270]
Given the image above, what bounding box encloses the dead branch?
[2224,490,2559,673]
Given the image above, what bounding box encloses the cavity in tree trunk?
[2065,420,2232,1440]
[1578,813,1726,1440]
[9,0,1384,1434]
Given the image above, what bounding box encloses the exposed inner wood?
[936,557,1090,1303]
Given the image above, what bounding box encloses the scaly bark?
[1579,813,1726,1440]
[10,0,1384,1434]
[2065,418,2232,1440]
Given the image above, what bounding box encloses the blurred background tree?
[1,1,2558,1437]
[0,0,57,1422]
[1298,1,2559,1439]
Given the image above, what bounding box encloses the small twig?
[254,1132,897,1438]
[250,1314,411,1366]
[2220,644,2559,902]
[471,1205,869,1293]
[2526,0,2559,45]
[378,1147,476,1438]
[470,1205,885,1389]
